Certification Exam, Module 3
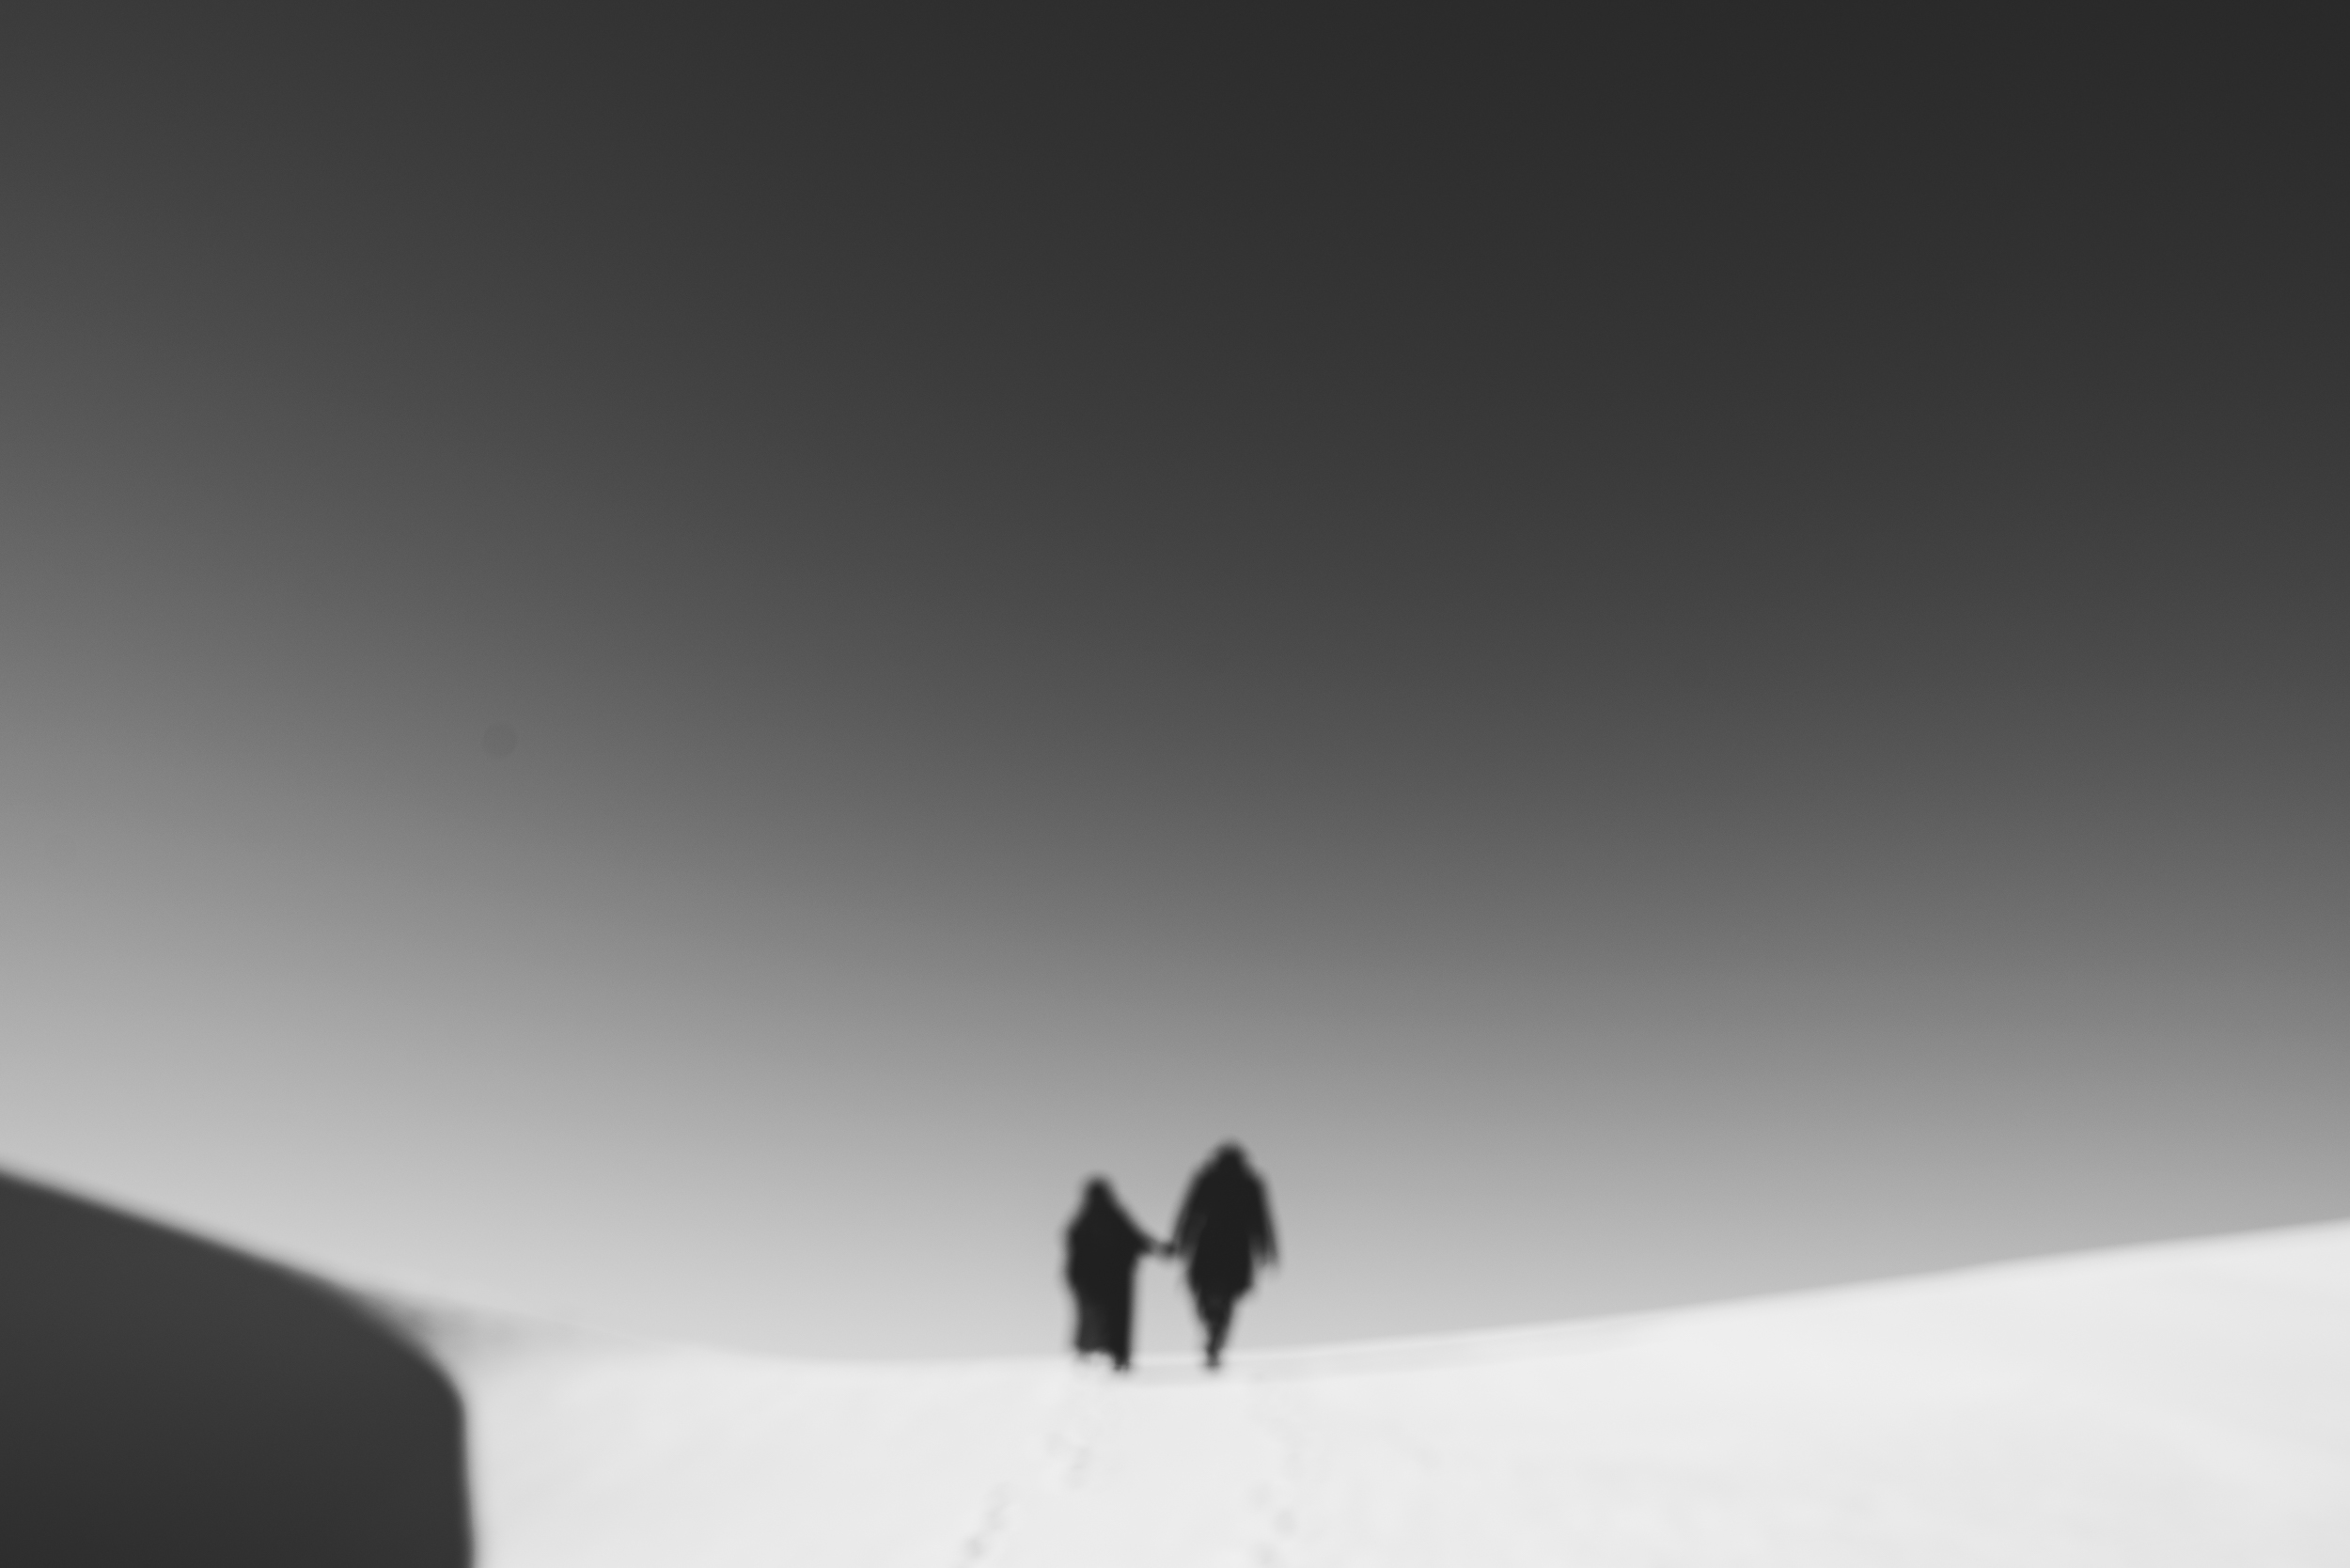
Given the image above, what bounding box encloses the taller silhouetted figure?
[1062,1177,1165,1372]
[1172,1143,1277,1371]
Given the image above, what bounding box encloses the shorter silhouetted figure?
[1172,1143,1277,1371]
[1062,1178,1165,1372]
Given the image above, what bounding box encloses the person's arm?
[1171,1184,1199,1256]
[1122,1211,1166,1260]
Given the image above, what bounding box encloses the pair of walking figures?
[1063,1142,1277,1372]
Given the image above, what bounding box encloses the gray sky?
[2,12,2343,1360]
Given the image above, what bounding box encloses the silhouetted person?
[1172,1143,1277,1370]
[1062,1177,1165,1372]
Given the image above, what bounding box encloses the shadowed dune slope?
[0,1170,471,1568]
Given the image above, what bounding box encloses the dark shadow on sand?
[0,1168,472,1568]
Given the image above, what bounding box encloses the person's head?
[1212,1142,1248,1170]
[1080,1176,1115,1211]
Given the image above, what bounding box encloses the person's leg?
[1073,1293,1104,1362]
[1196,1291,1233,1369]
[1105,1279,1135,1372]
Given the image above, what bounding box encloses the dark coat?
[1063,1188,1157,1360]
[1065,1193,1156,1294]
[1173,1154,1277,1299]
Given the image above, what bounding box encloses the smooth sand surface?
[423,1222,2350,1567]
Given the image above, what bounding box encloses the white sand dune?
[419,1223,2350,1567]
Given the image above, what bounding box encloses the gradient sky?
[2,13,2343,1362]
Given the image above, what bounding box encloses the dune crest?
[431,1223,2350,1567]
